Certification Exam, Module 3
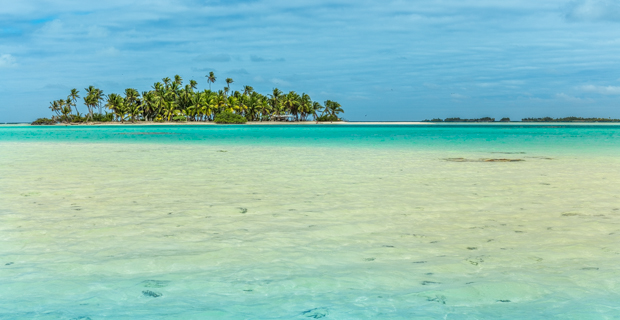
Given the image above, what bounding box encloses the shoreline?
[5,121,433,126]
[3,121,620,126]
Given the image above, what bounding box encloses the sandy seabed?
[0,137,619,318]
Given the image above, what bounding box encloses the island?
[33,73,344,125]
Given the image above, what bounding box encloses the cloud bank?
[566,0,620,21]
[0,54,17,68]
[580,84,620,94]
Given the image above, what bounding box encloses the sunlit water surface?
[1,125,620,319]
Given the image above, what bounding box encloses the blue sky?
[2,0,620,121]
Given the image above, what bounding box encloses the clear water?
[1,125,619,319]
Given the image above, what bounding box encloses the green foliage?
[32,118,57,125]
[70,115,85,123]
[316,114,340,122]
[91,113,114,122]
[444,117,495,122]
[500,117,511,122]
[45,75,343,123]
[214,111,247,124]
[522,117,620,122]
[322,100,343,120]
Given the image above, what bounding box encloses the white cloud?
[501,80,525,85]
[423,82,440,89]
[37,19,63,35]
[555,93,588,102]
[475,82,498,88]
[87,25,109,38]
[450,93,468,99]
[579,84,620,95]
[98,47,120,56]
[0,54,17,68]
[566,0,620,22]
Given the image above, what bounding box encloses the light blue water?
[1,124,620,319]
[2,124,620,153]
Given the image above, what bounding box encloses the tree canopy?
[40,73,344,124]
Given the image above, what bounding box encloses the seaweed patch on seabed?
[142,290,163,298]
[301,307,328,319]
[142,280,170,288]
[427,295,446,305]
[118,132,178,135]
[444,158,525,162]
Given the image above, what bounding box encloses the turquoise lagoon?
[1,124,619,319]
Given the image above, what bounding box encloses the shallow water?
[1,125,619,319]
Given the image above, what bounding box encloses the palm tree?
[49,99,72,123]
[84,86,104,121]
[191,91,209,121]
[258,99,271,121]
[269,88,283,115]
[174,75,183,86]
[68,88,80,116]
[243,85,254,96]
[299,93,312,121]
[245,92,262,121]
[162,77,171,89]
[176,85,194,116]
[141,91,158,121]
[282,91,301,120]
[60,100,72,122]
[206,71,216,90]
[311,101,323,120]
[225,78,233,91]
[214,90,227,114]
[169,82,181,95]
[49,100,61,118]
[162,99,179,121]
[152,82,164,94]
[225,96,239,113]
[106,93,126,122]
[238,94,249,117]
[83,88,94,120]
[205,91,219,121]
[324,100,344,119]
[124,88,141,122]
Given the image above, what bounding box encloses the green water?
[1,125,619,319]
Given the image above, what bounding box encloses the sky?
[2,0,620,122]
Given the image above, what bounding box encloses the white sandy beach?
[6,121,620,127]
[38,121,431,126]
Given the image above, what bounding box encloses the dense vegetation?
[425,117,499,122]
[213,111,247,124]
[425,117,620,123]
[36,73,344,125]
[521,117,620,122]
